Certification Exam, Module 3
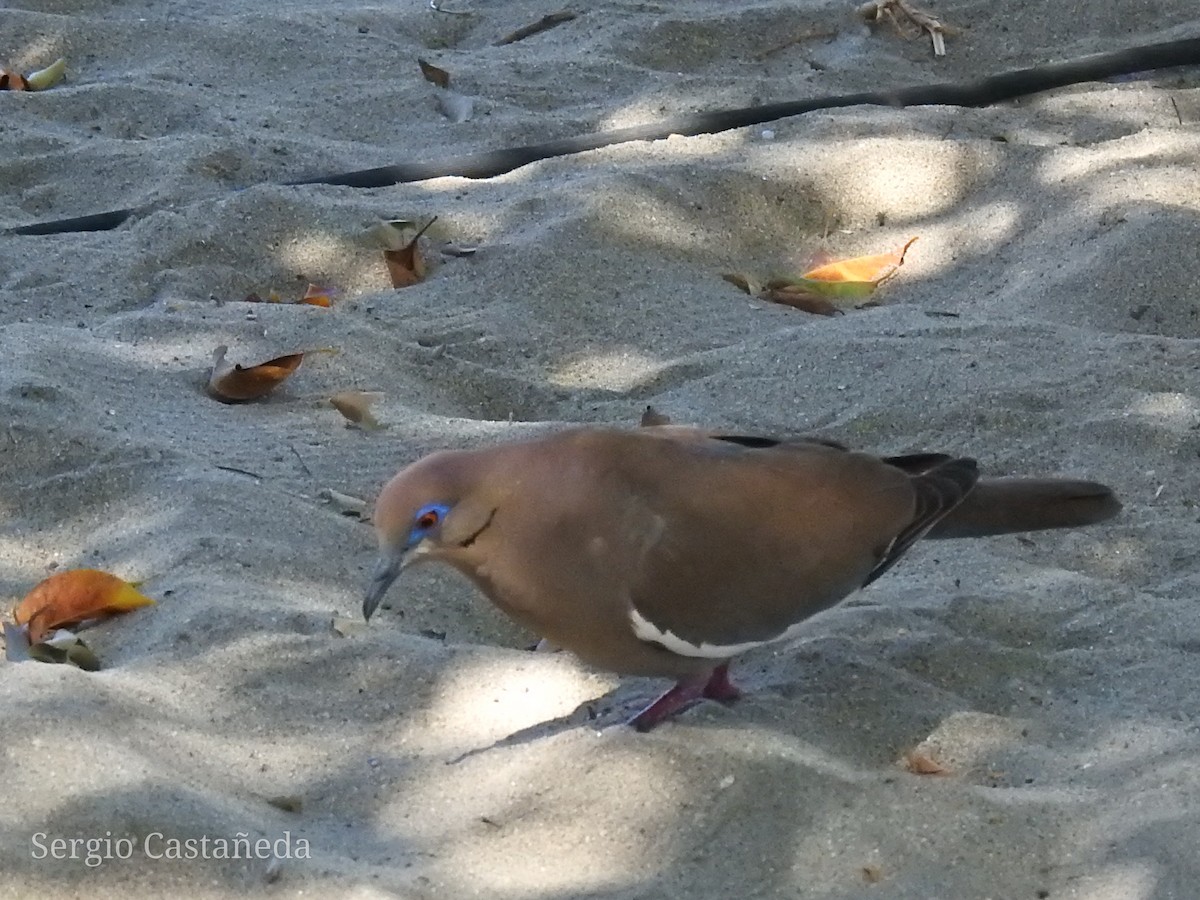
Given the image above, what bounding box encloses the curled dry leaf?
[13,569,155,643]
[792,236,919,296]
[28,629,101,671]
[902,749,950,775]
[1,57,66,91]
[720,272,761,296]
[208,345,304,402]
[760,286,844,317]
[300,283,334,308]
[384,217,438,288]
[318,488,369,518]
[439,242,479,258]
[329,391,384,430]
[640,405,672,427]
[0,69,29,91]
[726,237,918,316]
[417,57,451,89]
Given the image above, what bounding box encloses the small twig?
[859,0,955,57]
[495,11,577,46]
[289,444,313,477]
[756,27,837,60]
[215,464,263,480]
[1169,95,1183,125]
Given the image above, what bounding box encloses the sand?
[2,0,1199,897]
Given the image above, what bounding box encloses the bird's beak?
[363,547,414,621]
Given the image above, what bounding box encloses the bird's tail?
[925,478,1120,539]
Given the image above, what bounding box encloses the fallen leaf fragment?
[0,69,29,91]
[28,629,101,671]
[728,237,918,316]
[788,236,919,296]
[207,345,304,402]
[300,283,334,308]
[331,616,367,638]
[318,488,369,518]
[760,285,843,317]
[13,569,155,643]
[439,242,478,258]
[26,57,67,90]
[902,749,950,775]
[329,391,384,429]
[640,405,671,427]
[384,217,438,288]
[417,57,451,89]
[1,57,66,91]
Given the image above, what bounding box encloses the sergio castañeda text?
[31,831,310,867]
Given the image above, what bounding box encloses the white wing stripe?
[629,606,805,659]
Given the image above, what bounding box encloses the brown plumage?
[364,426,1120,730]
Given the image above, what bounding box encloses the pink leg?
[701,662,741,702]
[628,663,741,732]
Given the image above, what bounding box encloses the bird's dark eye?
[416,510,440,530]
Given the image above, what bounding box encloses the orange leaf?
[300,283,333,308]
[417,58,451,89]
[0,69,30,91]
[13,569,155,642]
[384,217,438,288]
[207,345,304,402]
[797,236,919,290]
[903,750,950,775]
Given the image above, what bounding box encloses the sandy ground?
[2,1,1200,897]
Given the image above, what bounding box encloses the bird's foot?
[628,664,741,731]
[700,662,741,702]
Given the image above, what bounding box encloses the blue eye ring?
[413,502,450,533]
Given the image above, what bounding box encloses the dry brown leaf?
[384,217,438,288]
[300,283,334,308]
[417,58,451,89]
[0,58,66,91]
[903,750,950,775]
[794,236,918,294]
[28,629,101,670]
[761,286,843,317]
[13,569,155,642]
[207,345,305,402]
[721,272,761,296]
[0,69,30,91]
[329,391,384,429]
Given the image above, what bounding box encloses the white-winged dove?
[364,426,1119,730]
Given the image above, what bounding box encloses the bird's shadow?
[445,685,740,764]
